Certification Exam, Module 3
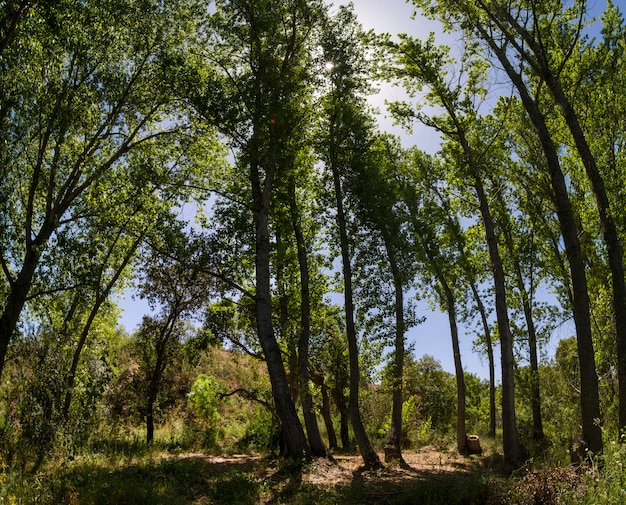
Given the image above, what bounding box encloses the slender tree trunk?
[330,159,381,469]
[470,282,497,437]
[145,319,176,446]
[314,376,338,450]
[473,15,602,456]
[473,176,520,463]
[332,383,351,450]
[440,278,467,454]
[339,403,350,450]
[415,219,468,454]
[146,389,156,445]
[322,393,338,450]
[0,193,66,378]
[275,230,300,405]
[384,248,406,464]
[547,79,626,435]
[497,196,545,441]
[249,147,311,460]
[289,177,327,457]
[431,189,496,440]
[523,299,544,440]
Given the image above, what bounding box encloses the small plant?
[188,374,221,448]
[579,437,626,504]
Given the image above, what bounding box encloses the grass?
[1,450,492,505]
[4,437,626,505]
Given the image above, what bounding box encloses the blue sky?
[335,0,588,380]
[119,0,600,382]
[335,0,498,380]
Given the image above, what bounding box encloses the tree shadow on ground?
[43,451,504,505]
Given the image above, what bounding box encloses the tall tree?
[350,136,417,463]
[398,153,469,454]
[0,0,208,380]
[411,0,604,453]
[287,175,328,457]
[488,164,546,441]
[317,5,382,469]
[194,0,326,460]
[479,1,626,434]
[136,232,214,445]
[390,36,522,462]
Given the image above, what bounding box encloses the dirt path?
[163,446,491,504]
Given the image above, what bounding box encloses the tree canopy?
[1,0,625,477]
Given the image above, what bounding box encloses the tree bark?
[275,230,301,406]
[330,157,381,469]
[546,78,626,435]
[289,176,327,457]
[313,375,338,450]
[441,277,467,454]
[384,245,406,464]
[477,29,602,453]
[332,381,351,450]
[249,138,311,460]
[470,282,497,437]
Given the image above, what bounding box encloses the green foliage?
[580,436,626,504]
[187,373,221,447]
[1,1,626,500]
[188,374,220,426]
[404,355,456,432]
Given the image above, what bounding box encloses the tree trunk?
[275,230,300,405]
[497,193,545,442]
[472,176,520,463]
[250,148,311,460]
[546,77,626,435]
[146,391,156,446]
[330,159,381,469]
[441,278,467,454]
[289,176,327,457]
[384,248,405,464]
[470,282,497,437]
[317,377,338,450]
[432,189,496,440]
[479,32,603,453]
[525,303,544,441]
[332,382,351,450]
[338,399,350,450]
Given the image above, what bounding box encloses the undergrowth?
[3,434,626,505]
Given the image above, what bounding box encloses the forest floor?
[19,445,589,505]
